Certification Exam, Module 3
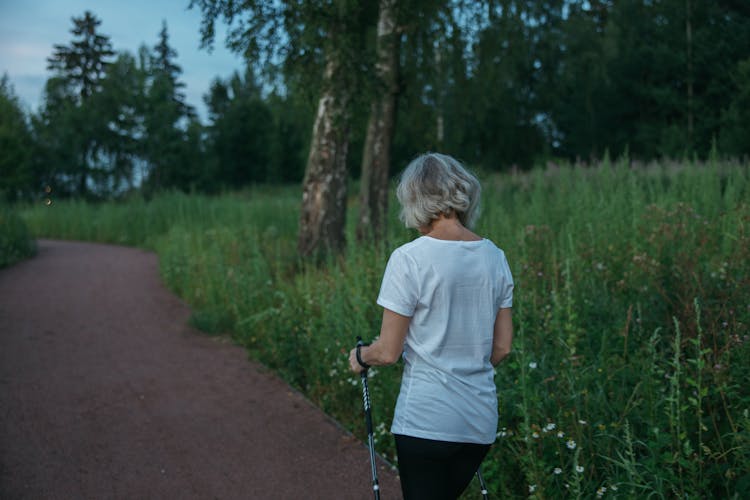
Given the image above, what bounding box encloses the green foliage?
[471,160,750,498]
[35,11,137,199]
[0,75,34,201]
[46,10,115,101]
[25,14,206,198]
[22,159,750,497]
[30,77,80,198]
[0,205,36,268]
[141,22,202,193]
[39,10,120,199]
[189,0,377,102]
[266,92,313,183]
[91,52,148,193]
[21,188,299,249]
[204,68,276,187]
[6,2,750,199]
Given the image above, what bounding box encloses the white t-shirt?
[377,236,513,444]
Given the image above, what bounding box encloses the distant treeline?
[2,1,749,200]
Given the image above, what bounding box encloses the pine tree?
[47,11,114,102]
[143,21,197,191]
[43,11,114,197]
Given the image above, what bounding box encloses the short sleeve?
[377,248,418,317]
[497,252,514,309]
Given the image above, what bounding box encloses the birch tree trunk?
[357,0,400,242]
[297,58,351,258]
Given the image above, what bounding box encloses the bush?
[0,205,36,268]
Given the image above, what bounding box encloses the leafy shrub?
[0,205,35,268]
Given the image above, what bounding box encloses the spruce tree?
[44,11,114,197]
[47,11,114,102]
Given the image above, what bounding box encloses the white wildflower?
[575,465,584,473]
[528,484,537,493]
[544,423,557,432]
[529,361,538,369]
[553,467,562,475]
[566,439,577,450]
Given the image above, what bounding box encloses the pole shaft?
[358,336,380,499]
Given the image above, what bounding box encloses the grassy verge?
[21,160,750,498]
[0,204,36,268]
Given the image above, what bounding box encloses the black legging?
[394,434,491,500]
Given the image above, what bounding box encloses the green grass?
[20,159,750,498]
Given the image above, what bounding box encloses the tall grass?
[0,204,36,268]
[21,159,750,498]
[21,188,300,249]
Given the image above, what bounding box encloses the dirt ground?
[0,240,401,499]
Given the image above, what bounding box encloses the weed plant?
[21,159,750,498]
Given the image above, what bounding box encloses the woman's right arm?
[491,307,513,366]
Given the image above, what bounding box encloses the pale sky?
[0,0,244,121]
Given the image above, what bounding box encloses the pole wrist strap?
[356,344,371,369]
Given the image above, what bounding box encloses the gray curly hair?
[396,153,481,230]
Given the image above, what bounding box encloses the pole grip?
[356,336,370,370]
[357,336,380,500]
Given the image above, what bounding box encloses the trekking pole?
[357,336,380,500]
[476,466,489,499]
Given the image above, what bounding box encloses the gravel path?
[0,240,401,499]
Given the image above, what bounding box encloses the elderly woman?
[349,152,514,500]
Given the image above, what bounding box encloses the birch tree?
[357,0,459,241]
[357,0,400,242]
[189,0,373,258]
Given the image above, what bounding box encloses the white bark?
[298,59,351,257]
[358,0,400,241]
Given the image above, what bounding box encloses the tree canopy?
[2,2,749,203]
